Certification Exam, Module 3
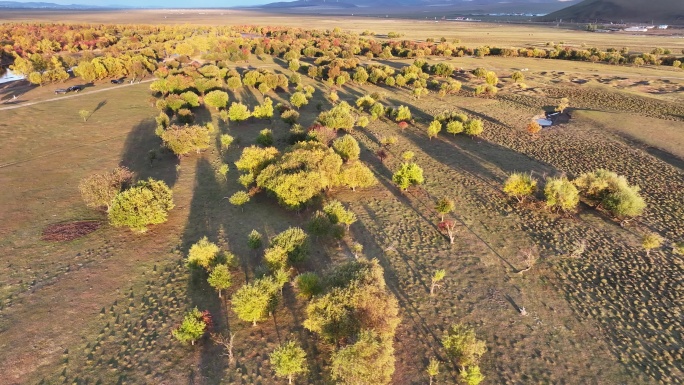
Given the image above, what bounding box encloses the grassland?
[1,13,683,385]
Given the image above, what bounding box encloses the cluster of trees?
[502,169,646,219]
[432,110,485,138]
[79,167,175,232]
[301,258,400,384]
[235,138,376,210]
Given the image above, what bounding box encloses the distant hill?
[541,0,684,23]
[257,0,580,15]
[0,1,106,9]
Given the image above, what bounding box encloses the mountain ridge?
[541,0,684,23]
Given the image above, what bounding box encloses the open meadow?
[0,11,683,385]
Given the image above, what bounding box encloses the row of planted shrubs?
[503,169,646,218]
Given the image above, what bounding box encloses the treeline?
[5,22,683,87]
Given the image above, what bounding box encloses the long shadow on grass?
[120,119,179,188]
[179,158,229,384]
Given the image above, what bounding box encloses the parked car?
[111,79,124,84]
[54,88,68,94]
[67,85,84,92]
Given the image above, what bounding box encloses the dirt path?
[0,79,155,111]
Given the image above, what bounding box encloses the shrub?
[256,128,274,146]
[108,178,174,232]
[307,210,332,238]
[435,197,454,221]
[527,121,542,136]
[356,95,376,110]
[544,177,579,213]
[332,135,361,162]
[442,324,486,367]
[574,169,646,218]
[281,109,300,125]
[511,71,524,83]
[356,116,370,128]
[485,71,498,86]
[503,173,537,203]
[370,102,385,120]
[248,229,263,250]
[79,166,133,211]
[177,108,194,124]
[308,124,337,146]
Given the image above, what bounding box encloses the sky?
[17,0,287,6]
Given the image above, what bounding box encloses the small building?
[658,25,669,29]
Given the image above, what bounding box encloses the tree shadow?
[119,119,179,188]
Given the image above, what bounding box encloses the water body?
[0,69,25,84]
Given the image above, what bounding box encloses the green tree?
[463,119,484,137]
[323,200,357,230]
[427,120,442,140]
[461,365,485,385]
[188,236,220,270]
[370,102,385,120]
[394,105,412,122]
[79,109,90,122]
[307,210,332,239]
[226,76,242,92]
[426,357,440,385]
[220,134,234,150]
[271,227,309,263]
[208,264,232,298]
[290,92,308,109]
[256,128,274,146]
[442,324,487,368]
[574,169,645,219]
[318,102,355,131]
[642,232,663,257]
[79,166,133,212]
[340,162,377,192]
[228,102,251,123]
[235,146,280,176]
[229,191,250,210]
[393,162,424,191]
[159,124,211,158]
[252,97,274,119]
[232,276,279,326]
[435,197,454,221]
[172,308,206,345]
[270,341,308,385]
[295,272,322,299]
[503,173,537,203]
[108,178,174,233]
[544,176,579,213]
[353,67,369,84]
[330,330,395,385]
[248,229,263,251]
[204,90,229,111]
[430,269,446,296]
[446,120,464,135]
[332,135,361,162]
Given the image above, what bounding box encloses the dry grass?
[0,16,683,385]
